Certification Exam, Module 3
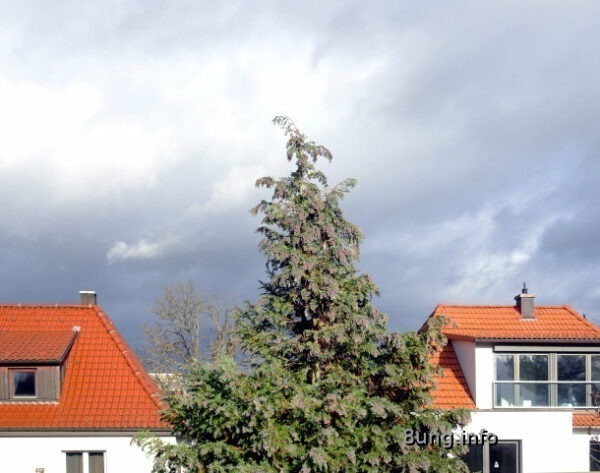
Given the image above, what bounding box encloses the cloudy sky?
[2,1,600,351]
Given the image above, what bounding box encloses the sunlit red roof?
[0,305,168,431]
[431,305,600,341]
[0,330,76,363]
[572,412,600,428]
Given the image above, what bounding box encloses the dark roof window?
[11,369,36,397]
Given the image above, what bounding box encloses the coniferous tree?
[138,117,469,472]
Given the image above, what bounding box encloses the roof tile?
[430,342,475,409]
[573,412,600,428]
[0,330,76,362]
[431,305,600,341]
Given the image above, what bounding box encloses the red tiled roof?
[0,305,168,431]
[431,305,600,341]
[427,303,600,410]
[573,412,600,428]
[430,343,475,409]
[0,331,76,363]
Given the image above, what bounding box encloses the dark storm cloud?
[1,1,600,348]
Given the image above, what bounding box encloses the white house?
[428,286,600,473]
[0,291,172,473]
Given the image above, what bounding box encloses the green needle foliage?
[138,117,470,472]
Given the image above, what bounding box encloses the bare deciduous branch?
[142,281,237,378]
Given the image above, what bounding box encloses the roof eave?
[0,359,63,365]
[445,334,600,344]
[444,334,476,342]
[0,428,172,436]
[473,338,600,344]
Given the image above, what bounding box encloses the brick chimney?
[515,283,535,319]
[79,290,97,306]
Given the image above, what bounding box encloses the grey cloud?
[1,1,600,350]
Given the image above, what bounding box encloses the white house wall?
[459,343,594,471]
[474,343,494,409]
[451,340,476,404]
[451,340,495,409]
[466,411,589,473]
[0,434,173,473]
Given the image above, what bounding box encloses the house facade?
[0,291,171,473]
[429,286,600,473]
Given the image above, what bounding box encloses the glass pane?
[89,452,105,473]
[66,453,83,473]
[496,355,514,381]
[592,356,600,381]
[557,355,586,381]
[519,355,548,381]
[496,383,515,407]
[13,371,36,396]
[558,383,586,407]
[462,444,484,472]
[489,441,518,473]
[518,383,549,407]
[591,441,600,471]
[591,383,600,408]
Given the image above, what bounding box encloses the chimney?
[79,290,97,306]
[514,283,535,319]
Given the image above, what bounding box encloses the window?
[65,453,82,473]
[495,353,600,407]
[592,356,600,407]
[496,355,515,406]
[462,443,484,472]
[489,441,519,472]
[89,452,105,473]
[10,369,36,398]
[462,440,521,473]
[518,354,549,407]
[65,452,104,473]
[591,440,600,472]
[495,355,549,407]
[557,354,586,406]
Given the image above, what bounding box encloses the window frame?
[494,352,600,408]
[64,451,105,473]
[590,439,600,472]
[9,367,37,399]
[494,353,550,407]
[462,439,521,473]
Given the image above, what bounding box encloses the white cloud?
[0,73,186,204]
[203,165,265,215]
[106,237,173,264]
[0,76,102,165]
[1,0,600,340]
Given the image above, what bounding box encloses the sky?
[1,1,600,353]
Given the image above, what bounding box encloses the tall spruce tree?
[139,117,469,472]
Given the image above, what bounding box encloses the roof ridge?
[436,304,570,308]
[431,303,600,341]
[92,306,167,415]
[56,331,78,363]
[562,304,600,334]
[0,304,96,310]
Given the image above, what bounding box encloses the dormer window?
[11,369,36,398]
[0,329,78,402]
